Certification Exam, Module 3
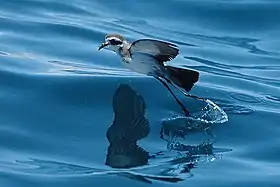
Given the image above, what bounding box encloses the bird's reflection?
[105,84,150,168]
[105,84,231,183]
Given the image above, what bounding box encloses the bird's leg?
[155,77,190,116]
[162,77,206,102]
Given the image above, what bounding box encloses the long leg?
[155,77,190,116]
[162,77,223,117]
[162,77,206,102]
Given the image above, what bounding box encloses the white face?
[105,37,124,52]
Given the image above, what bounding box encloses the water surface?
[0,0,280,186]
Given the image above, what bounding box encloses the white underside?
[121,53,162,76]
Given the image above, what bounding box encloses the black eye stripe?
[110,39,122,45]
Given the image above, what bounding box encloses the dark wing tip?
[166,66,199,92]
[181,69,199,92]
[154,40,180,63]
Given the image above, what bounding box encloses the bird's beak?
[98,41,109,51]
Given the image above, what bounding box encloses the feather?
[165,66,199,92]
[129,39,179,64]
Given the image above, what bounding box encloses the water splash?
[192,98,228,124]
[160,97,228,139]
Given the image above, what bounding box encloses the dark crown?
[105,33,125,41]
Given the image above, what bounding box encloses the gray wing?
[129,39,179,64]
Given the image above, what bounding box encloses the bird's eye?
[109,39,122,45]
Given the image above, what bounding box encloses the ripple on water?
[265,95,280,103]
[229,92,264,104]
[47,60,137,76]
[209,99,255,115]
[0,51,9,56]
[222,105,255,115]
[186,34,279,56]
[185,56,280,71]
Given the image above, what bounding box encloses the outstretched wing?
[129,39,179,64]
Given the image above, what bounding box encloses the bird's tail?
[164,66,199,92]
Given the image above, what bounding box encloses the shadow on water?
[11,84,231,184]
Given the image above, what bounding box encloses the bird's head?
[98,34,126,52]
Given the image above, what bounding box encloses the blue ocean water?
[1,0,280,186]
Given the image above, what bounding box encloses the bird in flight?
[98,33,199,116]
